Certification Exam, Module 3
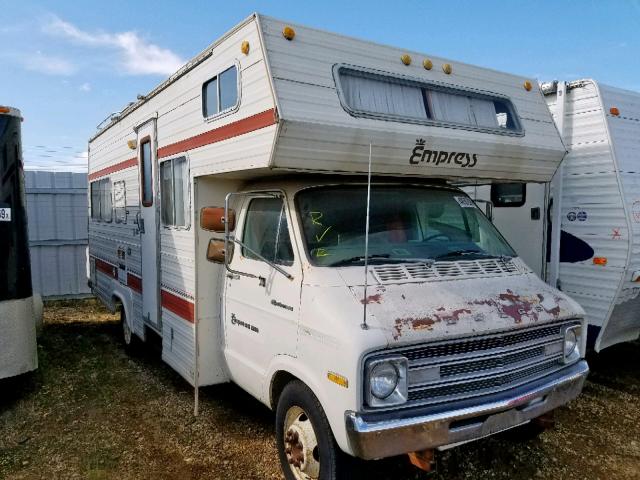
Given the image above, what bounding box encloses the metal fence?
[24,171,90,299]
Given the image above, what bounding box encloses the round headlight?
[370,362,399,399]
[564,328,578,357]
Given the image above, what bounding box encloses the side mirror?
[206,238,234,263]
[200,206,236,232]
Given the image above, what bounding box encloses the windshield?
[295,185,516,267]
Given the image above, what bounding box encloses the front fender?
[263,354,356,455]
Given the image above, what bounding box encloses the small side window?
[491,183,526,208]
[90,181,101,220]
[160,156,189,228]
[242,198,294,266]
[113,180,127,224]
[202,65,238,117]
[140,139,153,207]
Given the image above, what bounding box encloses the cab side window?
[242,198,294,266]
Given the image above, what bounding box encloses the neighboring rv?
[88,15,588,478]
[469,80,640,352]
[0,106,41,380]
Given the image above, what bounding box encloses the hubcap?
[283,406,320,480]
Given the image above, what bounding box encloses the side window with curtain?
[90,178,112,222]
[337,66,522,134]
[242,198,294,266]
[160,157,189,228]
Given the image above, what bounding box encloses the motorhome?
[468,80,640,352]
[87,14,589,478]
[0,106,41,380]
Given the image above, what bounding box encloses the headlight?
[370,362,398,399]
[562,325,581,364]
[365,356,408,408]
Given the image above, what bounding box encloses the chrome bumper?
[345,360,589,460]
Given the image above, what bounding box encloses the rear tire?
[120,308,139,353]
[276,380,350,480]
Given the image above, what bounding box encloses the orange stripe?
[127,273,142,294]
[157,108,277,158]
[161,290,195,323]
[89,157,137,181]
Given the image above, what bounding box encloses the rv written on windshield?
[409,139,479,168]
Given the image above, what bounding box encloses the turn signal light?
[327,371,349,388]
[593,257,608,266]
[610,107,620,116]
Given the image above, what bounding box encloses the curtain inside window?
[161,161,174,225]
[470,97,499,128]
[341,73,427,119]
[173,159,186,226]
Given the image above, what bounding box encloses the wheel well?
[270,370,298,410]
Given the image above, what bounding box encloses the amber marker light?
[327,371,349,388]
[127,140,137,150]
[524,80,533,91]
[593,257,608,266]
[401,54,412,66]
[610,107,620,116]
[282,26,295,40]
[0,106,10,113]
[241,41,250,55]
[423,59,433,70]
[442,63,452,74]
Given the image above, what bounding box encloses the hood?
[347,273,584,346]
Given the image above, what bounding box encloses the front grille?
[367,320,578,409]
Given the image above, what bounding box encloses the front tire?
[276,380,348,480]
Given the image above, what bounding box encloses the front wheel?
[276,380,348,480]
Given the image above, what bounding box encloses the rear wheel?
[276,380,349,480]
[120,308,139,352]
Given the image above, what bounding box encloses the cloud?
[22,51,76,76]
[79,82,91,92]
[43,16,184,75]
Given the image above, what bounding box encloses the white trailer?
[469,80,640,352]
[88,14,588,478]
[0,106,41,380]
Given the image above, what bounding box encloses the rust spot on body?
[361,293,383,305]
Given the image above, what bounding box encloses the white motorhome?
[87,14,589,478]
[0,106,41,380]
[469,80,640,352]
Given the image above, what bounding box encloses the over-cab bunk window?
[202,65,239,118]
[335,66,523,135]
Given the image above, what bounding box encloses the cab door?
[136,119,160,330]
[222,195,301,399]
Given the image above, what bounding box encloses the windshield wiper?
[434,249,502,260]
[329,255,438,267]
[329,254,391,267]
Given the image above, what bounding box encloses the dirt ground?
[1,300,639,480]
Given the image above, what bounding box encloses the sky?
[1,0,639,172]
